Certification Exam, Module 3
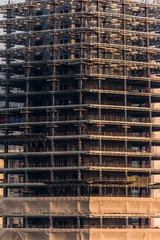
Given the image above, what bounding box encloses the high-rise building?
[0,0,160,239]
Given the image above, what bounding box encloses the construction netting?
[0,230,49,240]
[89,198,160,215]
[0,197,89,215]
[0,229,160,240]
[89,229,160,240]
[0,230,25,240]
[0,197,160,215]
[0,197,160,240]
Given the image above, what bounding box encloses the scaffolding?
[0,0,160,239]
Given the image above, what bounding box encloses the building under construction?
[0,0,160,239]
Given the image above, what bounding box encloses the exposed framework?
[0,0,160,239]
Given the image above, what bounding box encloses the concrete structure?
[0,0,160,239]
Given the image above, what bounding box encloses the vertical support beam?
[77,216,80,229]
[49,217,53,228]
[77,0,84,196]
[3,1,12,201]
[24,0,33,198]
[97,0,102,196]
[145,5,151,199]
[50,1,57,189]
[125,217,128,228]
[100,217,103,228]
[122,0,128,197]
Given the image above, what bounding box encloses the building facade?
[0,0,160,239]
